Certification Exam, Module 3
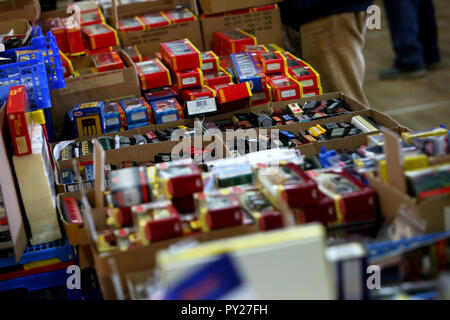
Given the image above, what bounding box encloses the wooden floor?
[364,0,450,130]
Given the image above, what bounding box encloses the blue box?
[103,102,122,132]
[230,52,266,92]
[118,97,151,126]
[143,86,178,103]
[150,98,184,124]
[72,101,105,137]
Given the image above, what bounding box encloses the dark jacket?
[280,0,374,28]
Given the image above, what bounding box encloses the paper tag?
[201,62,213,71]
[267,63,281,71]
[186,98,217,116]
[445,206,450,231]
[182,76,197,86]
[300,80,314,88]
[281,89,296,99]
[131,112,146,122]
[303,92,318,98]
[106,118,120,126]
[162,114,178,123]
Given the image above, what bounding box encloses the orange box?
[138,12,171,28]
[177,86,216,101]
[118,17,145,32]
[62,17,85,56]
[200,51,219,72]
[6,86,32,157]
[82,22,119,50]
[214,82,252,113]
[267,75,303,101]
[212,28,257,56]
[160,38,202,72]
[257,51,287,74]
[174,68,204,89]
[80,8,104,26]
[136,58,172,90]
[163,8,196,23]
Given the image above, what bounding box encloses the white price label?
[131,112,146,122]
[281,89,297,99]
[182,76,197,86]
[201,62,213,71]
[300,80,314,88]
[186,98,217,116]
[267,62,281,71]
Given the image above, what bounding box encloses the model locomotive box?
[136,58,172,90]
[138,12,171,28]
[267,75,303,101]
[203,68,232,86]
[163,8,196,23]
[118,97,153,127]
[110,166,153,208]
[143,86,178,102]
[214,82,252,113]
[251,85,272,106]
[284,52,321,91]
[200,51,219,72]
[157,163,203,199]
[118,16,145,32]
[103,101,123,132]
[173,68,204,89]
[91,50,125,73]
[194,189,243,232]
[80,8,105,26]
[178,86,216,101]
[257,51,287,74]
[213,28,257,56]
[73,101,105,137]
[160,38,202,72]
[82,22,119,50]
[230,52,266,91]
[150,98,184,124]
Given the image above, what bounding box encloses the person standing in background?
[379,0,441,80]
[280,0,374,106]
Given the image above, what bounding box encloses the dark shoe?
[379,66,427,80]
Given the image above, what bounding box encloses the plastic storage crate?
[366,231,450,261]
[0,238,75,269]
[0,50,51,110]
[0,263,83,300]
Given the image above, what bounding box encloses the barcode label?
[186,98,217,116]
[65,179,110,192]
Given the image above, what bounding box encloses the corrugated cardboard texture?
[368,172,450,233]
[50,50,141,139]
[118,20,204,55]
[0,19,30,34]
[0,106,27,262]
[201,7,283,50]
[198,0,282,15]
[0,0,40,23]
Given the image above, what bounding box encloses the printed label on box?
[267,63,281,71]
[162,114,178,123]
[252,91,266,100]
[202,62,213,71]
[182,77,197,86]
[281,89,296,99]
[106,118,120,126]
[303,92,317,98]
[16,136,28,155]
[131,113,147,122]
[300,80,314,88]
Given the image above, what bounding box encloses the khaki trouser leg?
[300,12,369,106]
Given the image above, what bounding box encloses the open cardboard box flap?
[0,106,28,262]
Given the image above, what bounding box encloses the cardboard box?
[198,0,282,15]
[50,50,141,139]
[201,6,283,51]
[109,0,204,55]
[0,18,30,35]
[0,0,41,23]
